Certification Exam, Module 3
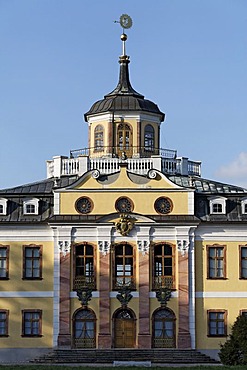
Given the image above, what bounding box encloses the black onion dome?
[84,55,165,122]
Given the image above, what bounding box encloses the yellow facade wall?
[0,241,54,292]
[195,239,247,349]
[0,298,53,348]
[60,191,189,215]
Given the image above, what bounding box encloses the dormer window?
[208,196,226,214]
[0,198,8,215]
[23,198,39,215]
[241,198,247,214]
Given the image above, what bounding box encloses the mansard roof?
[1,174,246,196]
[168,175,247,194]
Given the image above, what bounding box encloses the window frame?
[73,243,96,290]
[0,245,9,280]
[207,244,227,279]
[0,310,9,337]
[208,196,227,215]
[23,245,43,280]
[72,308,96,348]
[23,198,39,215]
[144,124,155,152]
[94,124,104,152]
[112,242,136,290]
[207,309,227,337]
[152,243,175,290]
[0,198,8,215]
[22,309,42,337]
[239,245,247,279]
[241,197,247,214]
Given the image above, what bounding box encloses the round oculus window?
[75,197,93,214]
[154,197,173,214]
[115,197,134,213]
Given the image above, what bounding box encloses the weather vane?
[114,14,133,56]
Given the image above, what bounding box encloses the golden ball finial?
[121,33,127,42]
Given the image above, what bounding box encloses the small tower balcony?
[46,145,201,179]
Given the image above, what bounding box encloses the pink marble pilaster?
[138,252,151,348]
[178,252,191,348]
[98,252,111,348]
[58,252,71,347]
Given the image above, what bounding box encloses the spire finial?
[114,14,133,56]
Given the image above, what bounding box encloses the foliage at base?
[219,314,247,365]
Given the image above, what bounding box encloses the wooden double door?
[114,309,136,348]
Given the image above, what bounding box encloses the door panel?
[115,318,135,348]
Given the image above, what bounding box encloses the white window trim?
[0,198,8,215]
[241,197,247,214]
[23,198,39,215]
[208,196,227,214]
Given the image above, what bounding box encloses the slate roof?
[168,175,247,194]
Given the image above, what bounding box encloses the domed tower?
[84,24,165,160]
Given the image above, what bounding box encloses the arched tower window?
[74,244,96,290]
[144,124,155,151]
[152,243,175,290]
[113,243,135,290]
[72,308,96,348]
[152,308,176,348]
[94,124,104,151]
[117,123,132,157]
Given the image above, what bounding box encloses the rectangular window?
[0,246,9,279]
[207,245,226,279]
[208,310,227,337]
[22,310,42,337]
[0,310,9,336]
[23,245,42,279]
[240,246,247,279]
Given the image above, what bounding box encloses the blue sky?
[0,0,247,189]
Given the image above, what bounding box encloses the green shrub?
[219,314,247,365]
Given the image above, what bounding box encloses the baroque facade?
[0,30,247,361]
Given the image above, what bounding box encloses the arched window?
[94,124,104,151]
[144,124,155,151]
[116,123,132,157]
[153,243,174,290]
[152,308,176,348]
[113,243,135,290]
[73,308,96,348]
[74,244,95,290]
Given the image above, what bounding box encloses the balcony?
[46,146,201,179]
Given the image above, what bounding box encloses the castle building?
[0,24,247,362]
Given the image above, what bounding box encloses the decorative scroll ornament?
[115,214,135,236]
[148,169,157,179]
[98,241,110,255]
[76,287,92,307]
[116,285,133,308]
[137,240,149,255]
[156,287,172,307]
[58,241,70,256]
[91,170,100,179]
[177,239,190,256]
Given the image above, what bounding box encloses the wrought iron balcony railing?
[153,276,174,290]
[73,275,96,291]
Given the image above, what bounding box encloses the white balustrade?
[47,155,201,178]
